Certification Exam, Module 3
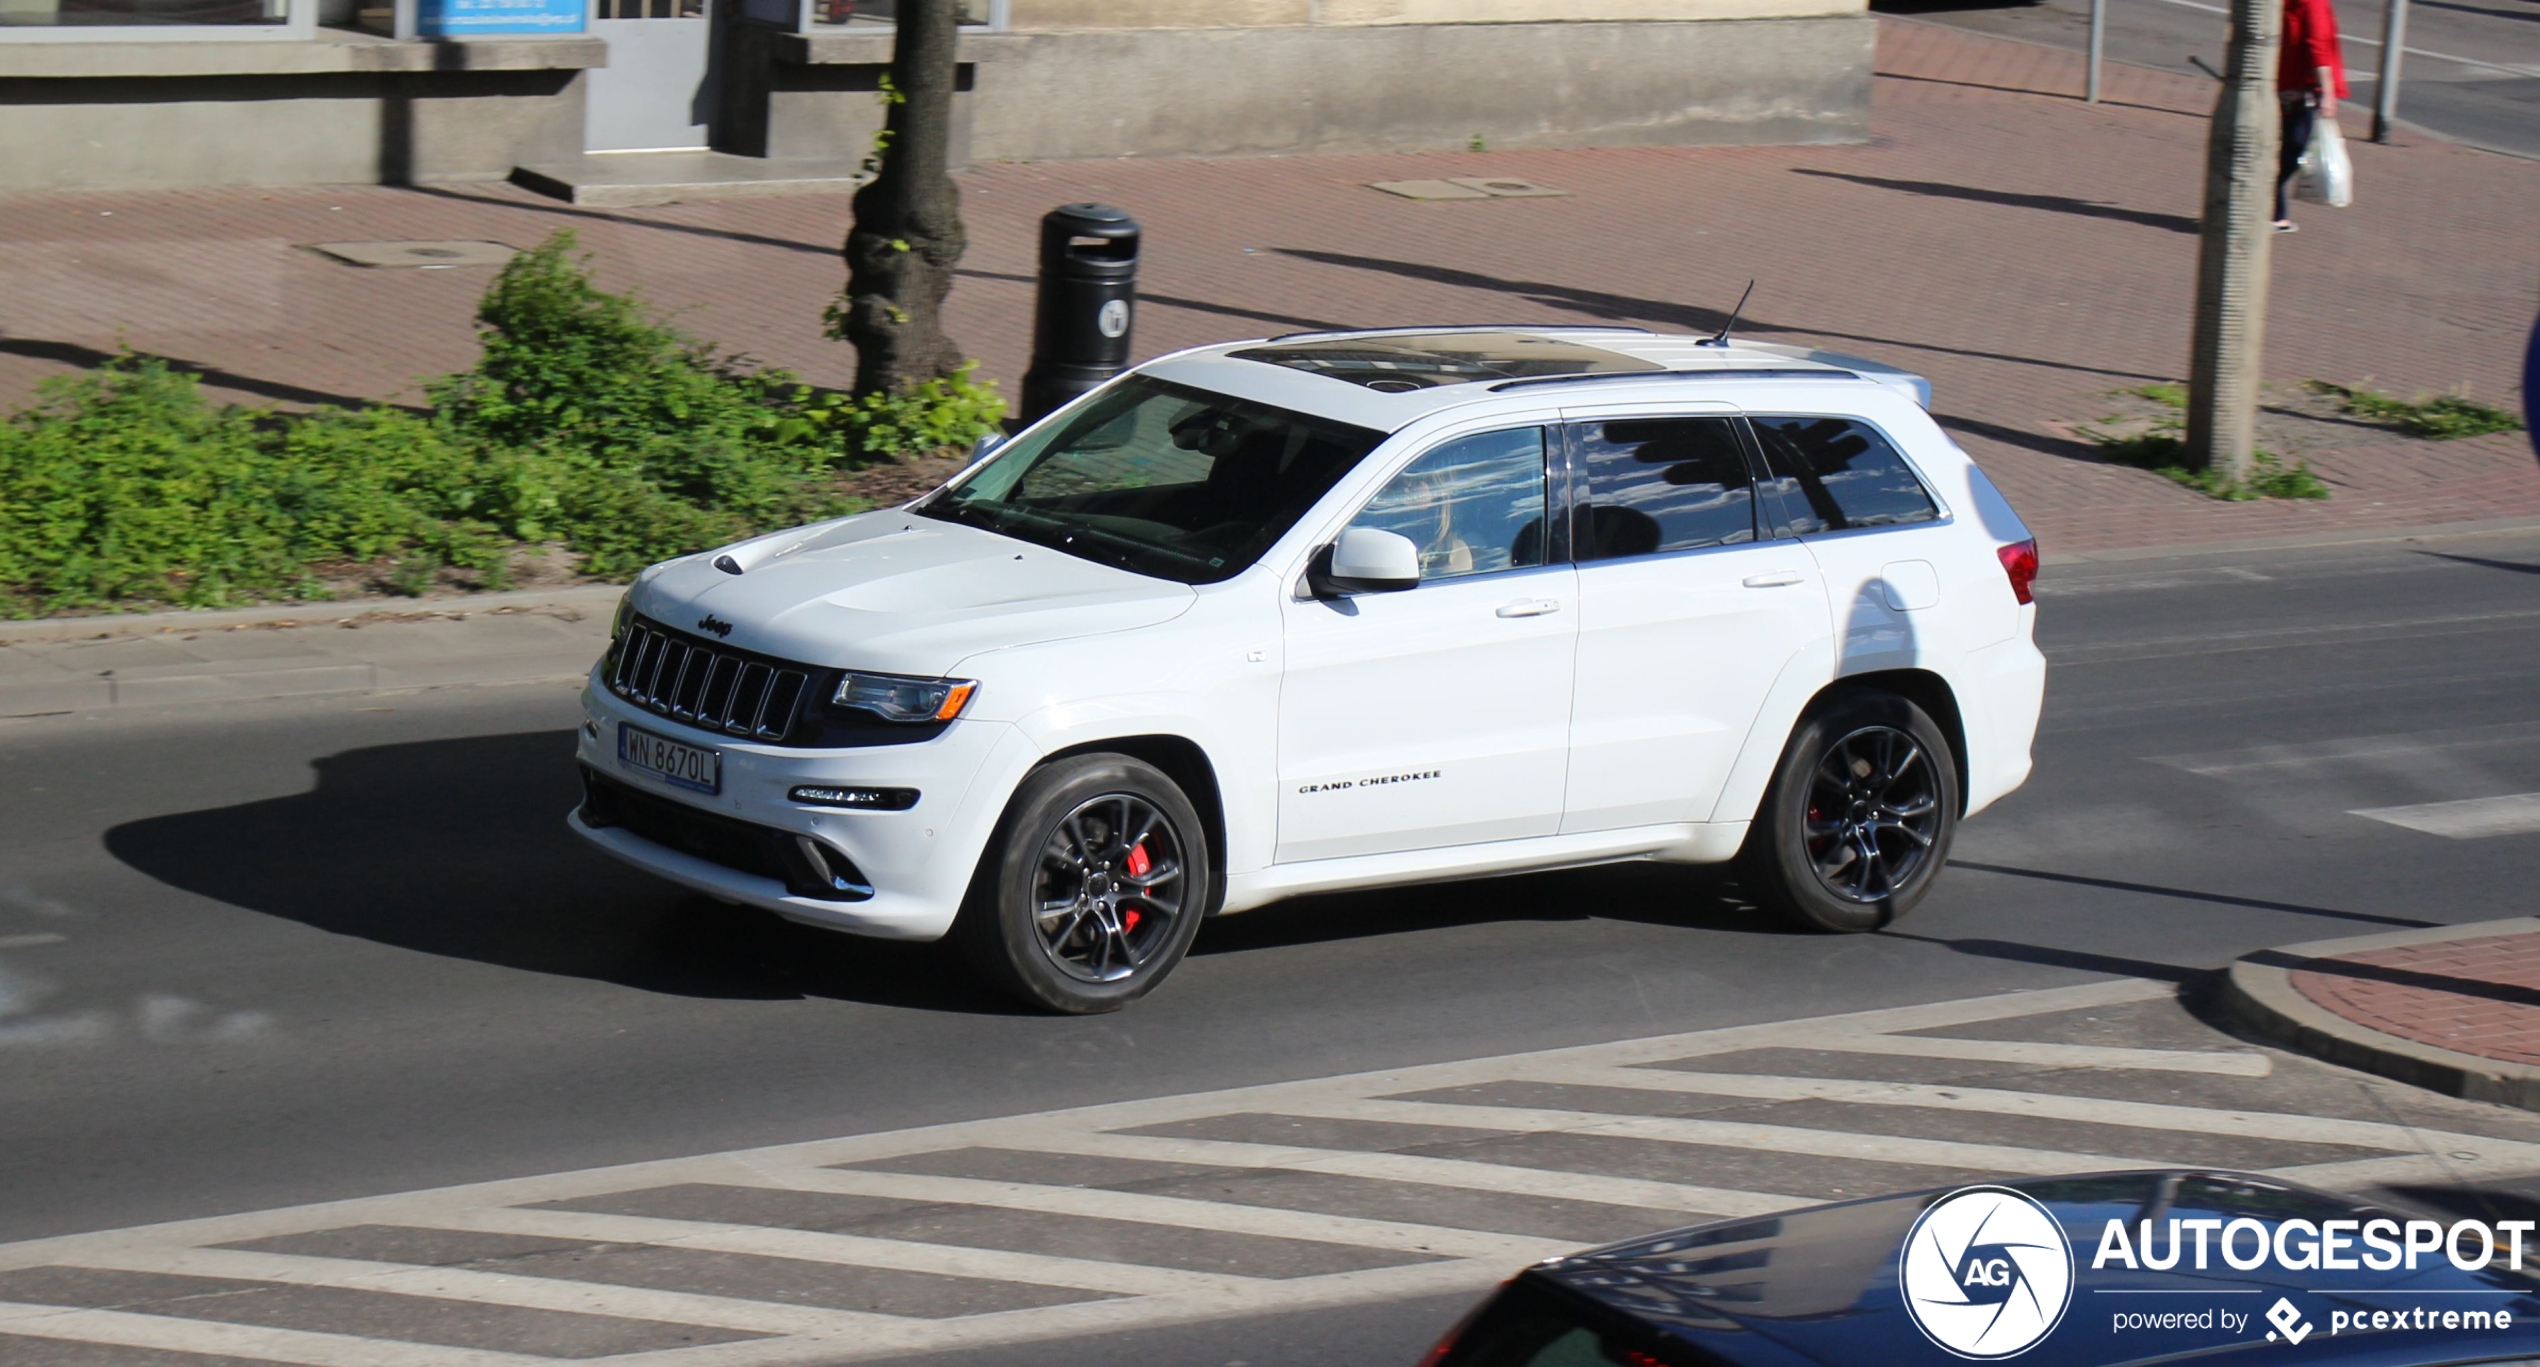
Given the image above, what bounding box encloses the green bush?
[2083,430,2330,502]
[0,361,493,612]
[0,230,1007,617]
[2310,381,2523,440]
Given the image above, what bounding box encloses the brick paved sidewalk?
[2293,931,2540,1069]
[1,19,2532,556]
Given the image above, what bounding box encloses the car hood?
[630,512,1197,676]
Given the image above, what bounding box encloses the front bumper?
[569,672,1032,941]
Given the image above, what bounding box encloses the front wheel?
[955,754,1213,1014]
[1740,692,1959,933]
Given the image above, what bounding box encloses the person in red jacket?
[2276,0,2351,230]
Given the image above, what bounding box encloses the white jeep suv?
[571,327,2046,1013]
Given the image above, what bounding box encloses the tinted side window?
[1749,416,1939,534]
[1571,417,1756,561]
[1349,428,1549,582]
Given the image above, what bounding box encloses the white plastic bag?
[2297,117,2355,208]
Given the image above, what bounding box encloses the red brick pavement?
[2292,933,2540,1069]
[1,19,2532,555]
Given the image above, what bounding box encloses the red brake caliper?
[1121,843,1151,932]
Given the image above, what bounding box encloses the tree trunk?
[840,0,966,396]
[2185,0,2283,481]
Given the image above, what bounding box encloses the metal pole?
[2087,0,2108,103]
[2372,0,2408,143]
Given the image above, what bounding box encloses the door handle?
[1742,572,1806,588]
[1496,598,1562,618]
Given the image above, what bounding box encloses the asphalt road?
[1878,0,2540,159]
[4,523,2540,1364]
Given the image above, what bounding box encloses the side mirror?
[1309,527,1421,597]
[972,431,1010,461]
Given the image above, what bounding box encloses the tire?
[1739,691,1959,933]
[954,754,1213,1014]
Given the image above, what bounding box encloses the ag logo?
[1900,1186,2075,1359]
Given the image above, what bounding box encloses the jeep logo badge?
[696,616,734,639]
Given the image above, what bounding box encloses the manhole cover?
[310,240,520,269]
[1368,179,1492,201]
[1367,178,1567,201]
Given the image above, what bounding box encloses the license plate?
[619,723,721,794]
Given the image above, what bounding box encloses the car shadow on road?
[101,729,1028,1015]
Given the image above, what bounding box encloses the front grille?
[607,618,809,743]
[580,767,873,902]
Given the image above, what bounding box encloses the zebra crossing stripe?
[996,1130,1786,1216]
[6,976,2531,1367]
[1560,1066,2540,1157]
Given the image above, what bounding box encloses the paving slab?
[2,21,2529,557]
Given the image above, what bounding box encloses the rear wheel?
[1740,692,1958,933]
[956,754,1212,1014]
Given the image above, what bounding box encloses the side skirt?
[1218,821,1750,914]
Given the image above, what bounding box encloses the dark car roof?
[1527,1170,2540,1367]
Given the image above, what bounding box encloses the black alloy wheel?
[1740,691,1959,933]
[957,754,1213,1013]
[1805,724,1945,904]
[1033,791,1188,983]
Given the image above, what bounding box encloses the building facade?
[1,0,1871,195]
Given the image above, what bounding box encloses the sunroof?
[1229,331,1663,393]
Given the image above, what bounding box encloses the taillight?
[1414,1292,1496,1367]
[1997,538,2039,606]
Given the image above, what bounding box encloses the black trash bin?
[1020,203,1139,424]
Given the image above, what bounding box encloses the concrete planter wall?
[752,16,1873,167]
[0,35,598,191]
[0,12,1871,194]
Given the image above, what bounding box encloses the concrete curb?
[0,584,626,645]
[0,586,620,717]
[2044,515,2540,569]
[2222,917,2540,1113]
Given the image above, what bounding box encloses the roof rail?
[1262,323,1660,343]
[1486,367,1858,393]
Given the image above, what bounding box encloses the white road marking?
[0,933,65,950]
[1802,1032,2271,1075]
[725,1165,1562,1263]
[1531,1064,2539,1159]
[1284,1096,2170,1173]
[60,1244,902,1342]
[2350,793,2540,840]
[8,975,2534,1367]
[440,1206,1263,1299]
[0,1300,553,1367]
[2141,0,2540,77]
[2155,721,2540,779]
[1002,1130,1790,1217]
[2054,608,2540,666]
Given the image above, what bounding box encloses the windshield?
[917,377,1386,584]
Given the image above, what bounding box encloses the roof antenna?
[1696,279,1755,348]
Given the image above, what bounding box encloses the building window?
[800,0,1000,29]
[1,0,288,27]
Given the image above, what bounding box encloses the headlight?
[612,590,635,642]
[833,671,978,723]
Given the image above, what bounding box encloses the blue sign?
[417,0,584,37]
